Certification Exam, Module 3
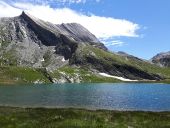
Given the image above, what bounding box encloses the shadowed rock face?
[20,12,104,46]
[0,11,106,70]
[151,52,170,67]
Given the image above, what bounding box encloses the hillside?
[0,12,170,84]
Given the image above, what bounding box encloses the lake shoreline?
[0,106,170,127]
[1,106,170,113]
[0,81,170,86]
[0,105,170,112]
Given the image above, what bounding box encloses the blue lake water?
[0,83,170,111]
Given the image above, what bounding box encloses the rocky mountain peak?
[152,52,170,59]
[151,51,170,67]
[19,12,103,44]
[20,11,29,17]
[0,12,107,70]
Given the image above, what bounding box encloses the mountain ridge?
[0,12,170,84]
[0,11,106,69]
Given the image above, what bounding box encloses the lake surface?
[0,83,170,111]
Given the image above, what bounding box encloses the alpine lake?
[0,83,170,128]
[0,83,170,111]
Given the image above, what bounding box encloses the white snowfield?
[99,73,138,82]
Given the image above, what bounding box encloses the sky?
[0,0,169,59]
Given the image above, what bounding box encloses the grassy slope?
[0,44,170,84]
[0,66,120,84]
[0,107,169,128]
[78,45,170,79]
[50,66,120,83]
[0,66,50,84]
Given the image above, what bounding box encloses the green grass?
[78,45,170,79]
[159,79,170,84]
[0,44,170,84]
[51,66,120,83]
[0,107,169,128]
[0,49,18,66]
[0,66,51,84]
[0,65,119,84]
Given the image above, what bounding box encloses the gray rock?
[151,51,170,67]
[0,11,106,70]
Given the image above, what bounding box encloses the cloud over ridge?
[0,1,140,46]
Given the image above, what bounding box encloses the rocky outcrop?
[151,51,170,67]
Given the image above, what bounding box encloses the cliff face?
[0,12,165,82]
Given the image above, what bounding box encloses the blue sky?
[0,0,170,59]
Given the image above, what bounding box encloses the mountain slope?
[69,45,167,80]
[0,12,170,84]
[0,11,106,70]
[151,51,170,67]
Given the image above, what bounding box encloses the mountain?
[0,12,170,84]
[0,11,106,70]
[117,51,145,61]
[151,51,170,67]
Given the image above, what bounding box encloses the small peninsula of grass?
[0,107,170,128]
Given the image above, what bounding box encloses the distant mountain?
[117,51,144,61]
[151,51,170,67]
[0,12,169,84]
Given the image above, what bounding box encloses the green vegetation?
[0,44,170,85]
[0,47,18,66]
[0,41,11,49]
[0,107,169,128]
[0,65,120,85]
[51,66,120,83]
[78,45,170,79]
[0,66,50,84]
[159,79,170,84]
[0,64,169,85]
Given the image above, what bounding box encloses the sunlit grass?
[0,107,169,128]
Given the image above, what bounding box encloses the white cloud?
[0,1,140,46]
[52,0,87,4]
[0,1,21,17]
[104,40,125,47]
[2,0,87,5]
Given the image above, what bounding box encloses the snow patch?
[62,57,65,62]
[40,58,45,62]
[52,49,56,52]
[99,73,138,82]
